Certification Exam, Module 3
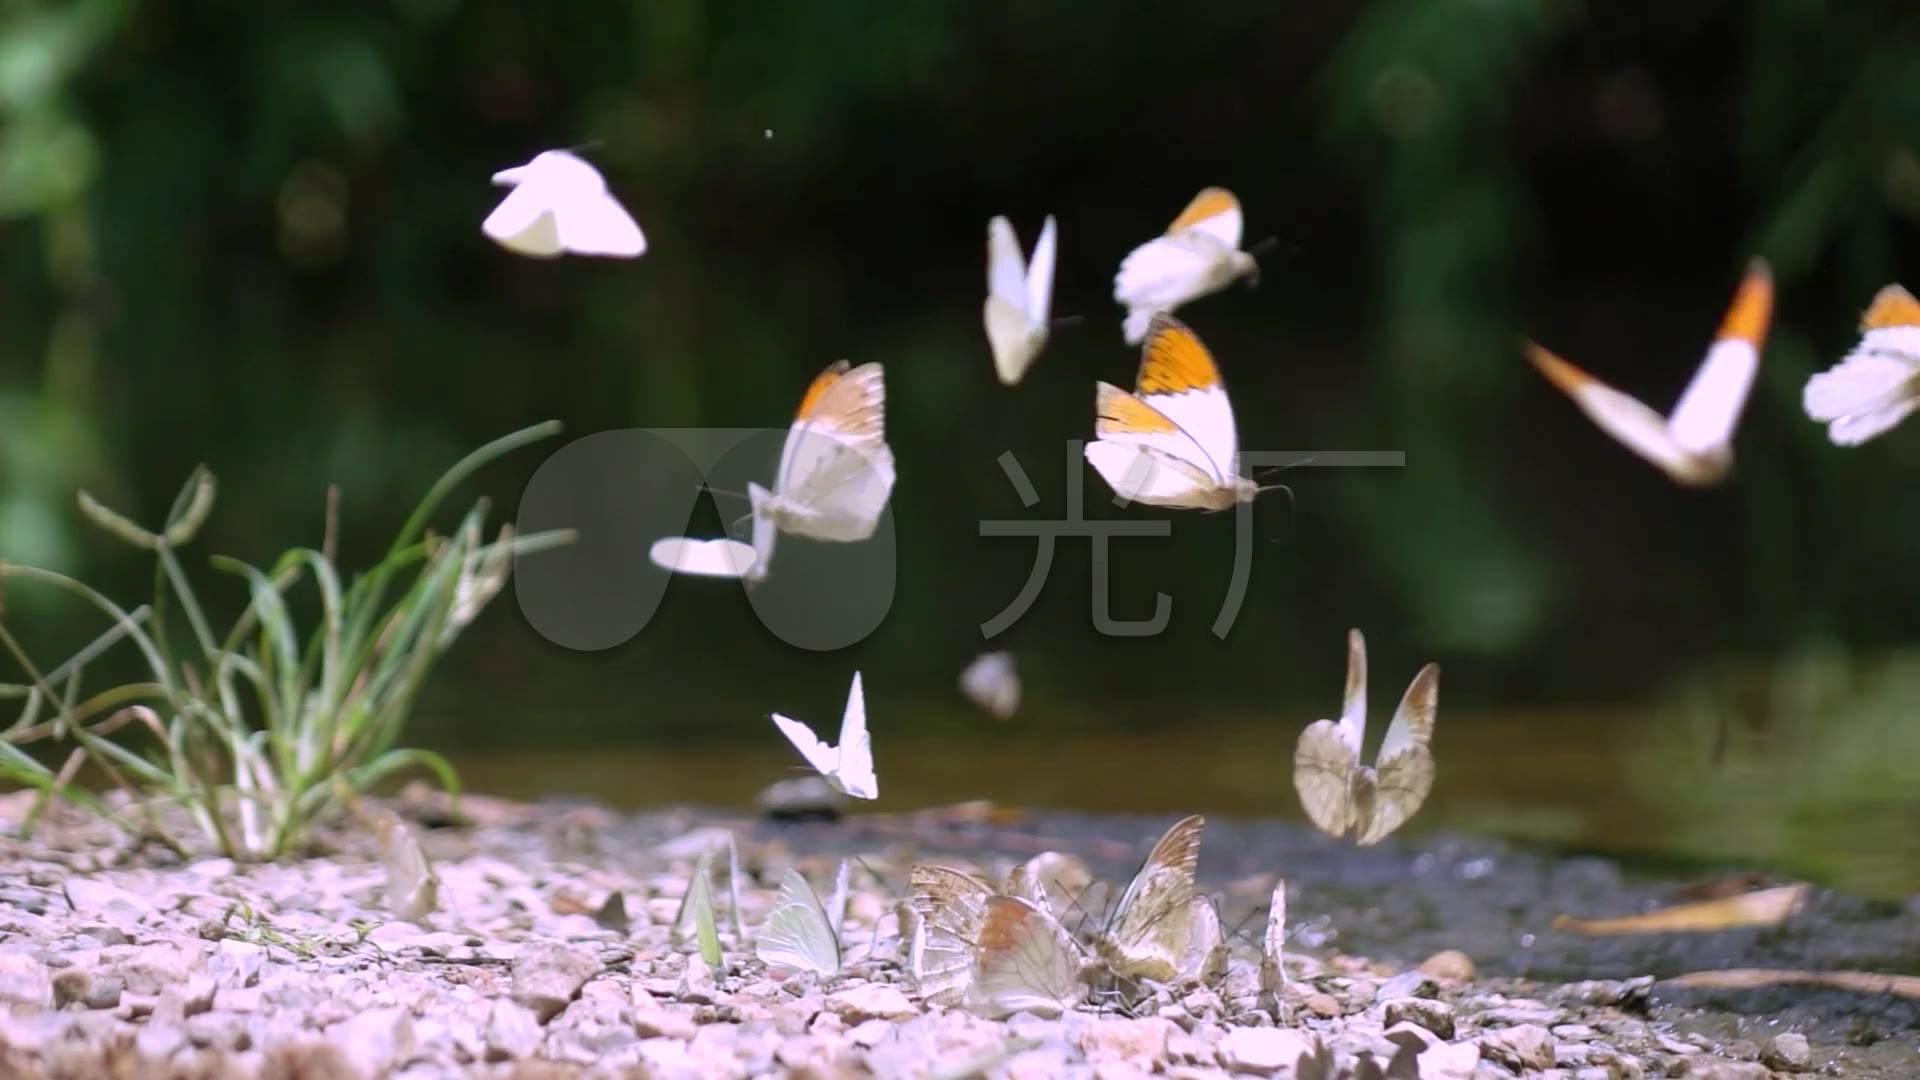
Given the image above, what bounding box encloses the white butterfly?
[373,814,438,923]
[748,361,896,580]
[648,536,759,579]
[1113,187,1258,345]
[1804,283,1920,446]
[1086,314,1258,510]
[1260,879,1288,1016]
[770,671,877,800]
[672,851,723,966]
[1526,259,1773,487]
[754,868,840,978]
[482,150,646,259]
[984,215,1058,385]
[1092,815,1204,983]
[958,651,1021,721]
[1292,629,1440,846]
[907,863,1085,1018]
[968,895,1084,1018]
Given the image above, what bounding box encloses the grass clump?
[0,421,571,860]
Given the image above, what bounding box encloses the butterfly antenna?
[565,136,608,155]
[1247,236,1282,259]
[1049,313,1087,329]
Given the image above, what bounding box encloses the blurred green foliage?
[0,0,1915,771]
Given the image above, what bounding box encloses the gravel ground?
[0,787,1914,1078]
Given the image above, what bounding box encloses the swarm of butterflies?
[483,147,1920,1014]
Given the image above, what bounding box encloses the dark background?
[3,0,1918,884]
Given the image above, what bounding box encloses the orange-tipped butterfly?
[748,361,896,579]
[1804,284,1920,446]
[1113,188,1258,345]
[1085,314,1258,510]
[1525,259,1773,486]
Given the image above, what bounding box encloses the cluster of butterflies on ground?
[482,147,1920,856]
[661,812,1300,1025]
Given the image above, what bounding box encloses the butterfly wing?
[770,712,840,778]
[1357,663,1440,846]
[1096,815,1203,982]
[1260,879,1287,1007]
[832,672,877,800]
[1027,215,1058,324]
[1180,895,1229,982]
[910,864,995,1004]
[1293,720,1360,839]
[1338,628,1369,754]
[648,536,759,578]
[1525,342,1697,481]
[1086,383,1228,508]
[967,895,1083,1018]
[1168,187,1244,251]
[1668,261,1771,456]
[986,216,1029,311]
[482,181,564,258]
[1128,314,1239,486]
[555,191,647,258]
[772,362,896,540]
[755,868,840,977]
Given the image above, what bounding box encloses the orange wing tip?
[1714,260,1773,346]
[794,360,853,420]
[1166,187,1240,234]
[1096,385,1182,435]
[1861,284,1920,331]
[1137,315,1224,395]
[1523,341,1595,393]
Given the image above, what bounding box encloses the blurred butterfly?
[1804,283,1920,446]
[1526,259,1773,486]
[1293,629,1440,846]
[770,671,877,800]
[958,651,1021,721]
[1086,314,1260,510]
[648,536,760,579]
[374,813,438,923]
[1091,815,1205,983]
[749,361,896,579]
[909,865,1084,1018]
[482,150,646,259]
[984,215,1058,385]
[755,868,841,978]
[672,851,724,967]
[1113,187,1258,345]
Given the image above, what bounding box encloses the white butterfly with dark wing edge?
[1091,814,1220,984]
[770,672,876,800]
[754,868,840,978]
[1113,187,1258,345]
[1086,314,1262,511]
[1526,259,1773,487]
[984,215,1058,385]
[748,360,896,582]
[1292,629,1440,846]
[482,150,646,259]
[958,651,1021,721]
[1804,283,1920,446]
